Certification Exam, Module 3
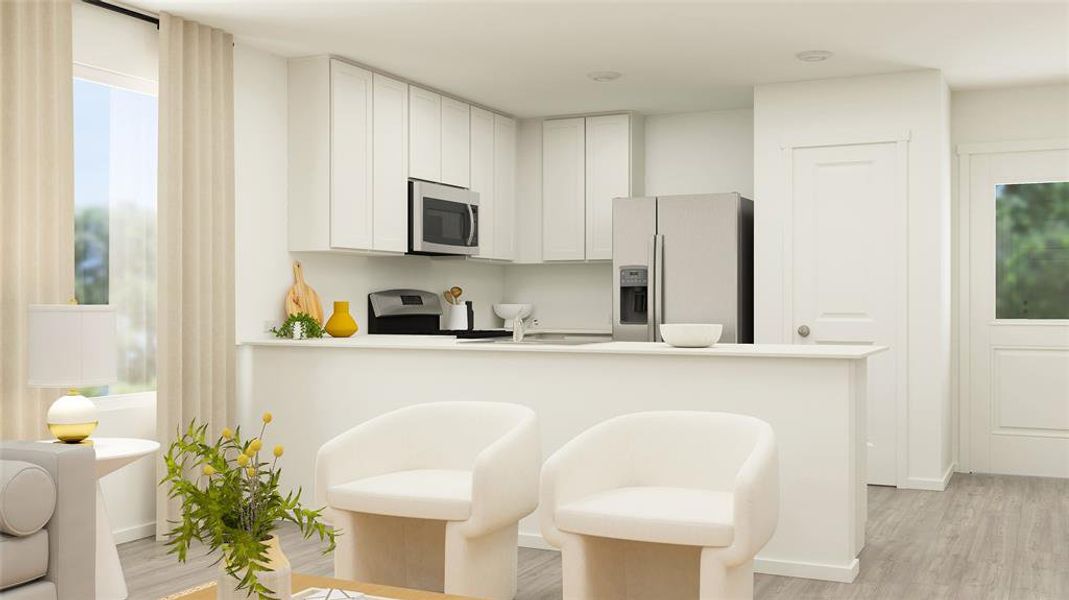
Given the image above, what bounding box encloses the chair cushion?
[327,469,473,521]
[0,530,49,590]
[0,461,56,537]
[556,486,735,547]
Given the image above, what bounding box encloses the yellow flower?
[247,467,257,477]
[249,439,263,453]
[262,412,273,424]
[236,453,250,467]
[221,427,233,440]
[202,464,216,476]
[273,445,284,458]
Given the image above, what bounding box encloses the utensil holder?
[443,304,468,331]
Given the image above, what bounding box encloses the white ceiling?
[126,1,1069,117]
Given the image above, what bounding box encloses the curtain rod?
[82,0,159,28]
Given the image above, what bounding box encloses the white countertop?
[241,335,886,360]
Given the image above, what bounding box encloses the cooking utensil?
[450,286,463,303]
[285,262,324,324]
[443,291,455,305]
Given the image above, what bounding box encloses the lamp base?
[46,392,99,443]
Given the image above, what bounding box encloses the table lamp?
[27,304,117,443]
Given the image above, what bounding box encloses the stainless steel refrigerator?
[612,193,754,342]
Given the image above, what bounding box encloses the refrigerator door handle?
[647,235,657,342]
[654,234,665,342]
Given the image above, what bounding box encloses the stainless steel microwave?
[409,179,479,256]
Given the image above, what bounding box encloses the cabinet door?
[542,118,586,261]
[441,97,471,187]
[409,86,441,182]
[493,114,516,261]
[329,60,374,250]
[585,114,631,260]
[470,106,495,258]
[372,73,408,253]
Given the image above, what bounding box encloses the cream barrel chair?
[315,401,539,600]
[540,411,778,600]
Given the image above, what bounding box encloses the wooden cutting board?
[285,261,324,324]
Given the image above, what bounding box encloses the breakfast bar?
[237,337,882,583]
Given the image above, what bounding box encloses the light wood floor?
[120,473,1069,599]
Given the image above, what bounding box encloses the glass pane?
[995,182,1069,319]
[74,78,158,395]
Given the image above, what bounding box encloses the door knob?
[797,325,811,338]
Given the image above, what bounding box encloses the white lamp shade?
[27,305,117,388]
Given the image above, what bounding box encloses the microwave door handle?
[466,204,475,246]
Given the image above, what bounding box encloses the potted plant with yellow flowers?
[161,412,336,600]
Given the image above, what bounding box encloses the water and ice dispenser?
[618,266,648,325]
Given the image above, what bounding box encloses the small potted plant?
[161,413,336,600]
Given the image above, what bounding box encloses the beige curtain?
[0,0,76,440]
[155,13,235,538]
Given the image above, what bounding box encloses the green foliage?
[161,419,336,600]
[270,313,325,339]
[75,205,109,305]
[995,182,1069,319]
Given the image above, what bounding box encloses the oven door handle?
[466,204,476,246]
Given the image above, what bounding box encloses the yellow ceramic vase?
[324,301,358,337]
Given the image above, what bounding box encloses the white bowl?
[492,303,533,323]
[660,323,723,348]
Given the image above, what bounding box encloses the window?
[73,76,158,395]
[995,182,1069,319]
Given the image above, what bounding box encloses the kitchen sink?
[461,333,610,346]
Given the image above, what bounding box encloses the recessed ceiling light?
[796,50,833,63]
[587,71,622,82]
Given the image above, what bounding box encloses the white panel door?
[542,118,586,261]
[470,106,495,258]
[967,147,1069,477]
[791,142,902,485]
[408,86,441,182]
[329,60,374,250]
[493,114,517,261]
[585,114,631,261]
[441,97,470,188]
[371,73,408,253]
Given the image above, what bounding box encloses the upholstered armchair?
[315,401,540,600]
[0,442,96,600]
[540,411,779,600]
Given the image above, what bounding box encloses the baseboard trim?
[113,521,156,545]
[753,557,859,583]
[904,463,957,491]
[518,532,859,583]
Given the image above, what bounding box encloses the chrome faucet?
[512,317,528,342]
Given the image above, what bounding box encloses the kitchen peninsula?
[237,338,883,583]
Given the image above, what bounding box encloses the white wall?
[754,70,953,489]
[644,108,754,198]
[503,263,612,331]
[72,1,157,86]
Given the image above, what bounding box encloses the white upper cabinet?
[470,106,496,259]
[542,118,587,261]
[441,97,471,188]
[329,60,374,250]
[493,114,517,261]
[408,86,442,182]
[371,73,408,253]
[585,114,633,260]
[540,113,642,262]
